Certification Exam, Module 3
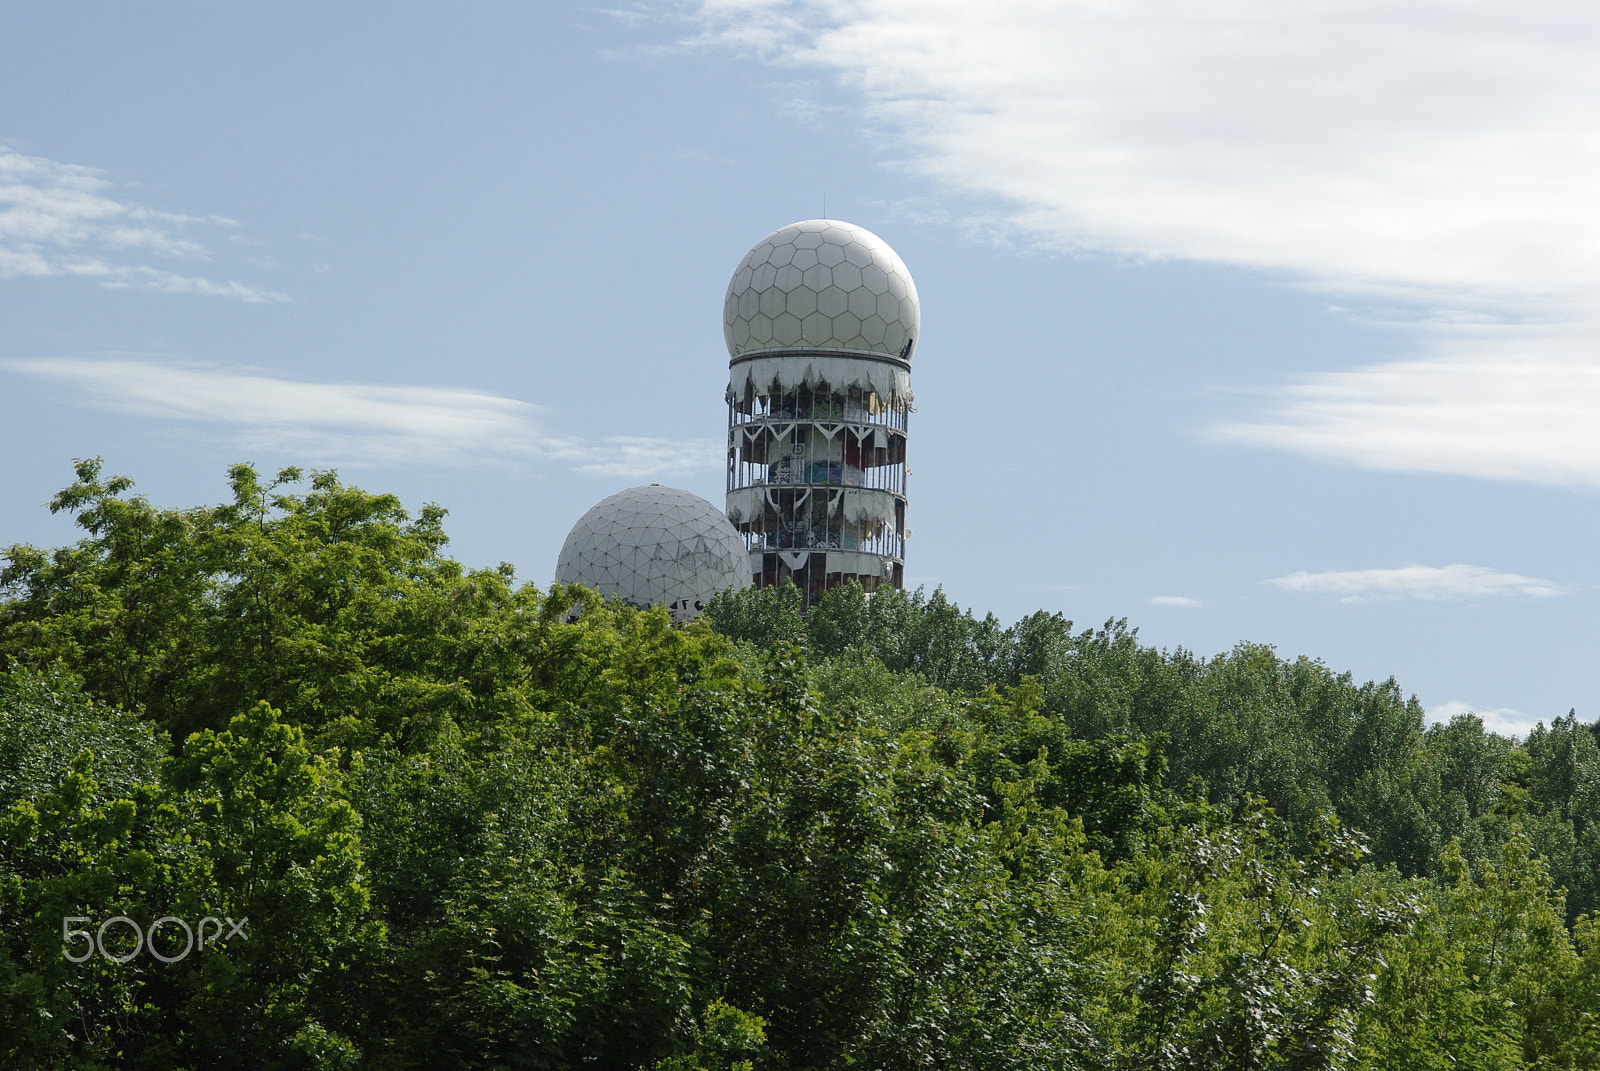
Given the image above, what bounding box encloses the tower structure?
[723,220,918,601]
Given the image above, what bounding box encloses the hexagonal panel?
[786,286,818,318]
[860,313,887,345]
[801,263,831,291]
[816,285,849,317]
[860,263,888,294]
[831,262,862,291]
[772,312,802,346]
[759,287,786,318]
[847,286,878,319]
[801,311,833,345]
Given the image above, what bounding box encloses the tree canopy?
[2,460,1597,1068]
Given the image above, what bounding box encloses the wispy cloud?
[1211,333,1600,487]
[0,146,287,302]
[1149,595,1201,608]
[577,436,725,479]
[1265,563,1562,603]
[688,1,1600,487]
[2,357,719,478]
[1426,699,1545,741]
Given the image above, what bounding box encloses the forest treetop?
[3,460,1598,1069]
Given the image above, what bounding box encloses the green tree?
[0,699,372,1068]
[0,667,167,811]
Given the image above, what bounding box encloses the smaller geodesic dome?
[554,485,752,621]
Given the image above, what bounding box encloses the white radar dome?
[724,220,920,361]
[554,485,751,621]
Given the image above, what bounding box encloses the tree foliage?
[2,461,1597,1068]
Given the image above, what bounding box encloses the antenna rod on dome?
[822,191,826,219]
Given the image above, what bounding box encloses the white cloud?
[1149,595,1201,608]
[1211,330,1600,487]
[1,357,719,478]
[576,436,726,479]
[1426,699,1545,740]
[0,146,286,302]
[1265,563,1561,602]
[690,0,1600,487]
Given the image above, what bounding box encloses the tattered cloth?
[726,353,913,412]
[725,486,900,533]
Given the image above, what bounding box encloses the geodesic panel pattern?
[725,220,920,361]
[554,485,751,621]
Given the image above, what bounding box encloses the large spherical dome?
[724,220,920,361]
[554,485,751,621]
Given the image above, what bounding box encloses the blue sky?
[3,1,1597,735]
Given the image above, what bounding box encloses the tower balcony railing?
[730,397,909,433]
[731,457,905,496]
[744,526,904,560]
[726,484,905,561]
